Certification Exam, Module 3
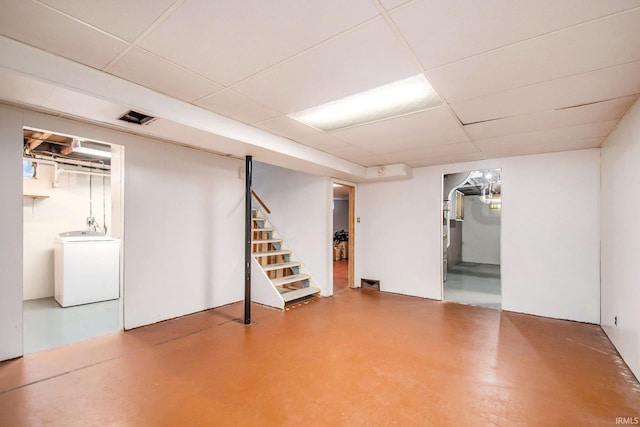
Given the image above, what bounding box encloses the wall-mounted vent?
[361,278,380,290]
[118,110,156,125]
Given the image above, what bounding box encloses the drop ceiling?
[1,0,639,174]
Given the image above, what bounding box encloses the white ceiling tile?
[451,61,640,124]
[331,107,469,153]
[0,69,29,101]
[138,118,246,157]
[407,152,486,168]
[139,0,379,85]
[474,121,617,154]
[379,0,412,10]
[297,133,351,152]
[255,115,349,152]
[232,18,421,113]
[196,90,281,124]
[325,144,376,159]
[21,80,58,107]
[0,0,637,176]
[0,69,58,108]
[0,0,127,69]
[43,87,128,123]
[427,8,640,103]
[465,96,638,140]
[379,142,481,164]
[393,0,640,70]
[38,0,175,42]
[347,154,389,167]
[479,137,605,159]
[107,48,223,103]
[257,115,327,140]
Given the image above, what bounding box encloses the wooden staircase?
[251,208,321,306]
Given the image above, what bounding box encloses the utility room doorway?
[22,128,125,354]
[332,182,355,293]
[442,169,502,309]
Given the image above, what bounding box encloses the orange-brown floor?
[1,289,639,426]
[333,259,349,292]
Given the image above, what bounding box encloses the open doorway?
[442,169,501,309]
[332,182,355,293]
[22,128,124,354]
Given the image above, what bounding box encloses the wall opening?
[22,127,124,354]
[442,169,502,309]
[332,181,355,293]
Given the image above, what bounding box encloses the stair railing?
[251,190,271,214]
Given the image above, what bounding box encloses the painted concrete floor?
[333,259,349,292]
[23,297,120,354]
[444,262,502,309]
[2,289,639,426]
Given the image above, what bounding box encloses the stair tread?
[262,261,301,272]
[272,273,310,286]
[252,239,281,244]
[252,228,273,232]
[253,249,290,257]
[280,286,321,303]
[252,217,266,222]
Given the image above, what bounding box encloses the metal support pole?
[244,156,252,325]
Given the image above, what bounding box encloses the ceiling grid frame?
[0,0,637,176]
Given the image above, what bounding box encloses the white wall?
[0,105,246,361]
[333,199,349,232]
[357,149,600,323]
[461,195,501,265]
[357,169,435,298]
[601,98,640,379]
[121,135,244,329]
[0,105,24,360]
[23,164,111,300]
[253,161,332,296]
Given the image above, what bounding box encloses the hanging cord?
[87,172,104,233]
[88,174,94,231]
[103,175,107,235]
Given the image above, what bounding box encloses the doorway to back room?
[332,182,355,293]
[22,128,124,354]
[442,169,501,309]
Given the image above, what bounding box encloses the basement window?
[118,110,156,125]
[22,160,37,178]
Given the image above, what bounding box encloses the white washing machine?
[54,231,120,307]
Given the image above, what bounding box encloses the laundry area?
[22,129,121,354]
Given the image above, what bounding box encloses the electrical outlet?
[614,315,618,326]
[357,217,360,223]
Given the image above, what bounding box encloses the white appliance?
[54,231,120,307]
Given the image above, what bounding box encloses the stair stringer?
[250,257,285,309]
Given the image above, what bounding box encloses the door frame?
[331,179,356,292]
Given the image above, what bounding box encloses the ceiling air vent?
[118,110,156,125]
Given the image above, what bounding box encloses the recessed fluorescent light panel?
[289,75,441,132]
